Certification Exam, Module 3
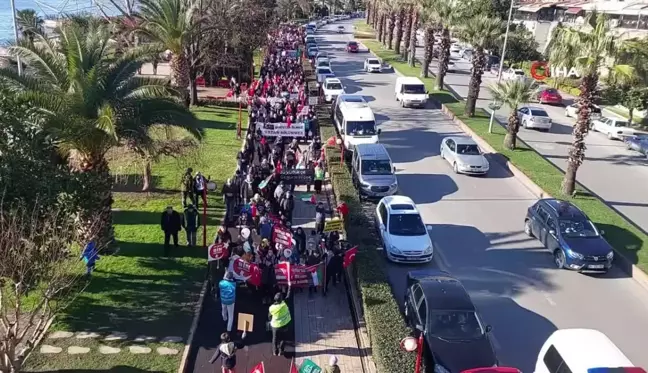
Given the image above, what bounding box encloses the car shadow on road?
[396,173,458,204]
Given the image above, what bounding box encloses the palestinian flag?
[305,262,324,287]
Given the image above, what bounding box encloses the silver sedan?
[440,137,490,175]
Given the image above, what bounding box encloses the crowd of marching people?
[205,23,350,373]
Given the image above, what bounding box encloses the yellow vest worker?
[269,301,291,328]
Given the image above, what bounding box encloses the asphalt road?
[316,20,648,372]
[407,31,648,235]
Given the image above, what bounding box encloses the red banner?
[273,225,293,248]
[207,243,228,261]
[274,262,324,287]
[232,258,262,286]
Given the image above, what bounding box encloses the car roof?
[337,94,366,103]
[324,77,341,84]
[539,198,588,220]
[445,136,478,146]
[398,77,424,85]
[521,106,548,113]
[316,66,332,72]
[408,270,475,311]
[347,40,358,44]
[543,329,633,372]
[382,195,419,214]
[366,57,380,61]
[356,143,390,160]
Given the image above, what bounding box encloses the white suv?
[364,58,382,73]
[375,195,434,263]
[323,77,345,103]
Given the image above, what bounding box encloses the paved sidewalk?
[290,179,366,372]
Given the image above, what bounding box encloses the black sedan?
[624,134,648,156]
[404,270,497,373]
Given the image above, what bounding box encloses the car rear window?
[390,204,414,211]
[545,89,558,94]
[368,59,380,64]
[531,109,549,117]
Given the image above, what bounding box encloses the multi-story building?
[514,0,648,52]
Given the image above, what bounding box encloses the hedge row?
[317,114,417,373]
[198,98,248,108]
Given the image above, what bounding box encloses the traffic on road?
[308,17,648,373]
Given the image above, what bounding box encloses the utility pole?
[488,0,515,133]
[10,0,23,76]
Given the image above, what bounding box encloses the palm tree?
[135,0,200,96]
[393,5,407,54]
[401,4,413,58]
[15,9,44,45]
[488,79,539,149]
[458,15,503,117]
[0,22,199,249]
[433,2,457,90]
[407,8,419,67]
[385,1,397,49]
[419,0,438,78]
[548,12,633,195]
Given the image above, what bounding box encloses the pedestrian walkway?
[290,177,367,372]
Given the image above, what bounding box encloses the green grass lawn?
[353,19,376,39]
[26,106,244,372]
[360,35,648,272]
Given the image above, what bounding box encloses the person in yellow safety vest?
[268,292,292,356]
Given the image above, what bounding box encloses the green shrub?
[318,115,417,373]
[198,99,248,108]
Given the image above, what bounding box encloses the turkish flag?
[290,359,299,373]
[250,362,265,373]
[343,246,358,268]
[233,258,262,287]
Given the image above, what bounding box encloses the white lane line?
[478,267,557,307]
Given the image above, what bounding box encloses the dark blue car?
[624,134,648,157]
[524,198,614,272]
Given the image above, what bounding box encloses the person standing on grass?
[182,204,199,247]
[180,168,195,207]
[219,271,237,333]
[222,179,237,226]
[80,239,100,277]
[209,331,247,373]
[161,206,183,256]
[269,292,292,356]
[194,172,207,208]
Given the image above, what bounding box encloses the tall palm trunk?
[171,52,190,106]
[561,72,597,195]
[503,111,521,149]
[366,3,372,24]
[465,47,486,117]
[387,12,396,49]
[377,12,385,42]
[382,13,388,45]
[142,158,153,192]
[435,27,450,90]
[402,6,413,58]
[372,5,379,27]
[408,11,418,67]
[394,7,405,54]
[421,26,434,78]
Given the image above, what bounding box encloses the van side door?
[351,151,360,186]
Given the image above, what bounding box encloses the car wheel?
[524,219,534,237]
[453,162,459,174]
[554,250,566,269]
[607,132,614,140]
[565,110,570,117]
[522,120,528,129]
[401,100,405,108]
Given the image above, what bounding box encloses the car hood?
[455,154,488,167]
[562,236,613,256]
[325,89,345,96]
[390,233,431,252]
[428,335,496,373]
[402,94,428,101]
[362,174,396,186]
[367,63,382,67]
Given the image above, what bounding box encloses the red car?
[538,88,563,105]
[346,41,359,53]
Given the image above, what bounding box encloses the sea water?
[0,0,119,43]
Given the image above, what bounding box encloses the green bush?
[198,99,248,108]
[318,115,417,373]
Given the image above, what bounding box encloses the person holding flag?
[208,330,247,373]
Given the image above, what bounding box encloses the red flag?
[310,194,316,205]
[275,161,282,175]
[232,258,262,286]
[290,359,299,373]
[344,246,358,268]
[287,115,292,128]
[250,362,265,373]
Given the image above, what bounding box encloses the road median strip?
[354,22,648,287]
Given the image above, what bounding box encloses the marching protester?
[209,330,247,373]
[269,292,292,356]
[219,271,237,333]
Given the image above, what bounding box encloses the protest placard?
[323,218,344,232]
[280,168,314,185]
[273,225,293,247]
[259,122,305,137]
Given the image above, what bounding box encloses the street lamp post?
[488,0,515,133]
[10,0,22,76]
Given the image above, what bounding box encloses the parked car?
[591,117,636,140]
[307,46,319,58]
[375,195,434,263]
[316,57,331,69]
[502,68,526,81]
[337,25,345,33]
[440,137,490,175]
[404,270,497,373]
[461,47,473,60]
[322,77,345,103]
[524,198,614,272]
[517,106,552,131]
[364,57,382,73]
[624,134,648,156]
[315,51,330,60]
[564,103,601,120]
[316,67,335,84]
[537,88,563,105]
[346,41,359,53]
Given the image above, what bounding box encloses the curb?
[359,36,648,294]
[178,280,209,373]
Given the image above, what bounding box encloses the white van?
[394,77,428,108]
[535,329,635,373]
[333,95,381,153]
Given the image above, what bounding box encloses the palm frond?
[488,79,539,111]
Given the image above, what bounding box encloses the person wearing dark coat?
[161,206,182,255]
[209,331,246,373]
[182,204,200,247]
[324,248,343,296]
[293,227,306,255]
[222,179,238,226]
[240,173,255,204]
[279,190,295,224]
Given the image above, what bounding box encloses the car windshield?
[544,89,558,94]
[388,214,426,236]
[361,160,392,175]
[348,42,358,47]
[318,68,332,74]
[559,219,599,238]
[403,84,425,94]
[346,120,376,135]
[428,311,485,340]
[368,59,380,64]
[456,144,480,155]
[318,61,330,66]
[531,109,549,117]
[327,82,343,90]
